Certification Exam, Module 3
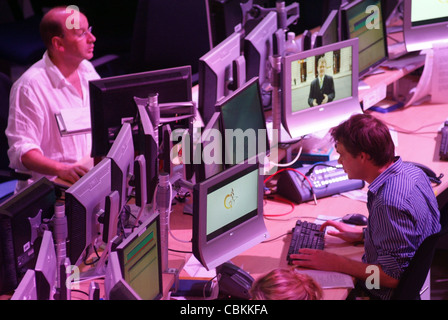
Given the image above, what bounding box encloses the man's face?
[318,60,326,77]
[60,13,95,61]
[335,142,364,180]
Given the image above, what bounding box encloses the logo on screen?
[224,188,238,209]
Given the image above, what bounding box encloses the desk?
[166,101,448,300]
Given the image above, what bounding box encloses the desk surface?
[167,100,448,300]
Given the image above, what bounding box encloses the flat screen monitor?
[34,230,57,300]
[198,30,245,126]
[10,269,37,300]
[314,9,339,48]
[216,77,269,166]
[115,213,163,300]
[106,122,135,210]
[244,11,278,108]
[340,0,389,77]
[104,251,140,300]
[136,104,159,204]
[90,66,192,158]
[403,0,448,52]
[0,178,56,294]
[193,111,225,183]
[281,38,362,140]
[192,160,268,270]
[65,158,112,266]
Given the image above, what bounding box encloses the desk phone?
[276,160,365,204]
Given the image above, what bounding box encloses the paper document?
[55,108,91,135]
[295,269,354,289]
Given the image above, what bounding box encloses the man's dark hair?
[330,113,395,167]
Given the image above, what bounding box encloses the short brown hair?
[330,113,395,167]
[39,7,66,49]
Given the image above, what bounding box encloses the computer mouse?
[341,213,368,226]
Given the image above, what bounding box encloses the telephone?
[405,161,444,185]
[216,262,254,300]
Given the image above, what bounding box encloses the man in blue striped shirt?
[290,113,441,299]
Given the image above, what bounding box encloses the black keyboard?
[287,220,326,264]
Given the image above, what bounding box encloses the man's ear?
[51,36,64,52]
[359,151,372,163]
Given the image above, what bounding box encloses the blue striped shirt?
[362,157,440,299]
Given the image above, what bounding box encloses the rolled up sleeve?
[6,83,44,171]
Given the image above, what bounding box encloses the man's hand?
[56,163,89,184]
[321,220,364,244]
[290,248,342,271]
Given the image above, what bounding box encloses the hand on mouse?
[320,220,364,244]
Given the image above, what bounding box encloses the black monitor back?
[0,178,56,294]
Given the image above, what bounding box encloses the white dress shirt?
[6,51,100,191]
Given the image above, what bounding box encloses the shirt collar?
[43,51,89,88]
[368,156,402,195]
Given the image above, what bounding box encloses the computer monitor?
[198,29,245,126]
[65,157,112,266]
[192,160,268,270]
[340,0,389,77]
[281,38,362,140]
[244,11,278,108]
[0,178,56,295]
[104,251,140,300]
[136,104,159,204]
[34,230,57,300]
[10,269,37,300]
[106,122,135,211]
[90,66,192,158]
[114,213,163,300]
[193,111,225,183]
[314,9,339,48]
[403,0,448,52]
[216,77,269,166]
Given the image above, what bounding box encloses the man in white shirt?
[6,6,100,191]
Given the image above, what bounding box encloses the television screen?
[281,38,362,140]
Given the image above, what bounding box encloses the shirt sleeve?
[6,83,45,171]
[369,203,417,280]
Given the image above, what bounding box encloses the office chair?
[391,226,448,300]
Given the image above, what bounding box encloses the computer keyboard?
[287,219,326,264]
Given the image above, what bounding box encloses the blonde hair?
[250,268,322,300]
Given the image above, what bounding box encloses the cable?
[264,167,317,205]
[269,146,303,168]
[263,196,295,217]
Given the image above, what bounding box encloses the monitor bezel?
[192,160,268,270]
[281,38,361,140]
[403,0,448,52]
[193,111,224,183]
[216,76,270,166]
[106,122,135,211]
[89,65,192,158]
[198,30,243,125]
[340,0,389,77]
[244,10,278,108]
[115,213,163,300]
[65,157,112,266]
[314,9,340,48]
